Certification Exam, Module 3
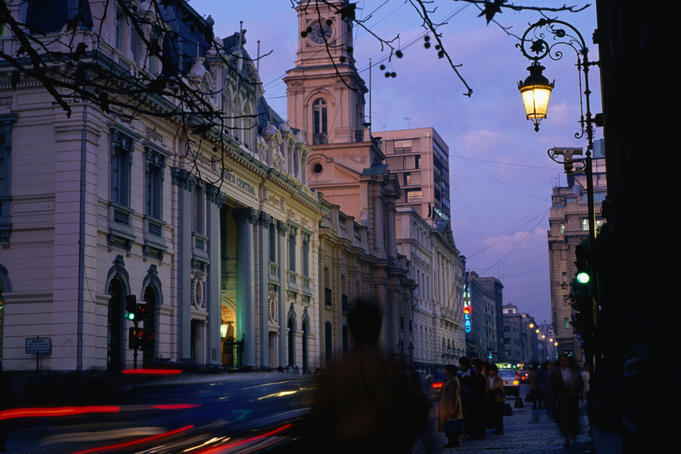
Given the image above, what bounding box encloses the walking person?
[459,357,485,440]
[438,365,464,448]
[308,299,430,454]
[538,361,554,419]
[551,355,584,448]
[486,364,506,435]
[470,359,488,439]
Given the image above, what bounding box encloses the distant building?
[547,139,607,360]
[471,274,505,361]
[377,128,452,226]
[465,271,498,361]
[502,304,523,363]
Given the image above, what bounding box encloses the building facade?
[285,0,416,359]
[464,271,498,361]
[471,273,505,361]
[547,139,606,360]
[0,1,325,371]
[397,207,465,375]
[377,128,452,226]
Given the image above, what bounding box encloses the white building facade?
[0,1,324,372]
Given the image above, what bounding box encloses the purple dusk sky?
[190,0,602,324]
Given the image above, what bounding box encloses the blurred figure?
[486,364,505,435]
[438,365,464,448]
[551,355,584,448]
[579,361,591,424]
[308,299,430,454]
[538,361,554,419]
[528,363,539,409]
[459,357,486,440]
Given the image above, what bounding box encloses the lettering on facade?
[145,127,165,145]
[221,169,256,196]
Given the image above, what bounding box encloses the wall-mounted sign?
[25,337,51,355]
[463,284,472,333]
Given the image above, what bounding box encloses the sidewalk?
[417,398,593,454]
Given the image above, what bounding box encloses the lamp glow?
[519,62,554,131]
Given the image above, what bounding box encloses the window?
[0,114,14,242]
[269,226,277,262]
[302,235,310,277]
[111,129,134,207]
[582,218,589,231]
[115,7,125,51]
[288,233,296,271]
[406,189,422,203]
[145,149,164,220]
[313,98,328,144]
[325,321,332,362]
[193,185,205,234]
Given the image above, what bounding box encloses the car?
[498,368,520,397]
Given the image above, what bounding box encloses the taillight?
[513,380,519,385]
[431,381,443,390]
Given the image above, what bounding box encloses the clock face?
[308,20,333,45]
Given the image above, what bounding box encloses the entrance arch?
[106,256,130,371]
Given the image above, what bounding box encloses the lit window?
[582,218,589,231]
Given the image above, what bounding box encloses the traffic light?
[125,295,137,321]
[129,327,154,350]
[575,271,591,285]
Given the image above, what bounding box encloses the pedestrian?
[486,364,506,435]
[307,299,430,454]
[528,362,539,409]
[537,361,554,418]
[579,361,591,423]
[460,357,486,440]
[438,364,464,448]
[551,354,584,448]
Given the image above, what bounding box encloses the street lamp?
[516,18,600,240]
[518,62,554,132]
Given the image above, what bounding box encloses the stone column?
[234,207,256,368]
[172,168,194,361]
[277,220,288,367]
[258,211,273,368]
[206,184,224,365]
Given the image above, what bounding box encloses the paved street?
[416,389,593,454]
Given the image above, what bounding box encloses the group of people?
[528,355,590,447]
[436,358,508,448]
[437,354,590,450]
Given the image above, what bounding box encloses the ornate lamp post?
[517,18,600,240]
[517,19,602,368]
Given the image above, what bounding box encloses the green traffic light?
[126,312,135,321]
[576,271,591,284]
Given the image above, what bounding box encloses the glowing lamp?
[519,62,554,131]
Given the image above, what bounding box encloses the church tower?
[284,0,368,147]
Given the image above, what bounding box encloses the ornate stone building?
[0,1,324,371]
[285,0,415,359]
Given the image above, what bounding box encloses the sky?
[189,0,602,325]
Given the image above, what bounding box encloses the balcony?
[269,262,280,283]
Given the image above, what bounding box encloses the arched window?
[312,98,328,144]
[302,317,309,372]
[288,314,296,367]
[107,277,126,371]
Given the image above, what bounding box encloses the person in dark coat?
[538,361,554,419]
[308,299,430,454]
[459,357,486,439]
[551,355,584,448]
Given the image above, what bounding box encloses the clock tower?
[285,0,368,147]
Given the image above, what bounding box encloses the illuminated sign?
[463,284,472,333]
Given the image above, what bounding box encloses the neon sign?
[463,284,472,333]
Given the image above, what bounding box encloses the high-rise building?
[376,128,452,227]
[547,139,607,360]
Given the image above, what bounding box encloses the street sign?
[25,337,52,355]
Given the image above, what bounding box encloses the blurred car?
[498,368,520,397]
[518,370,530,383]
